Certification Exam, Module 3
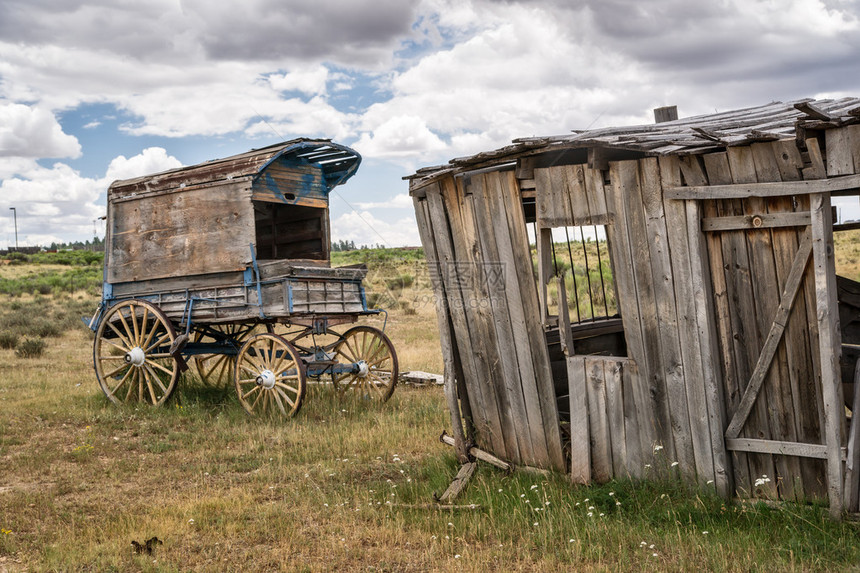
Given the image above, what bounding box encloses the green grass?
[1,249,860,571]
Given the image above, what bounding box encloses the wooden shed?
[407,98,860,517]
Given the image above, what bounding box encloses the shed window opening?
[546,225,617,322]
[534,223,627,359]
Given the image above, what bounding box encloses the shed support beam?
[811,193,846,519]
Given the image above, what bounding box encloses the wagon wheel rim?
[93,300,179,406]
[331,326,398,402]
[192,323,263,387]
[234,333,306,418]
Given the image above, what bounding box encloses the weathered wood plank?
[640,157,695,478]
[686,197,732,497]
[604,359,627,478]
[619,159,676,462]
[413,194,470,461]
[700,152,754,496]
[569,165,591,225]
[803,137,827,180]
[848,125,860,176]
[702,212,811,232]
[747,142,802,500]
[825,127,855,176]
[726,438,829,459]
[465,174,535,465]
[659,155,719,488]
[727,146,780,499]
[797,163,829,500]
[586,357,612,482]
[424,185,507,457]
[495,170,567,471]
[605,161,657,462]
[584,165,609,221]
[666,173,860,199]
[810,191,847,519]
[567,355,591,484]
[438,462,478,503]
[757,140,811,500]
[451,177,525,463]
[621,360,644,477]
[537,228,553,322]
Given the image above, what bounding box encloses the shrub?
[29,318,61,338]
[0,332,18,349]
[5,252,29,265]
[15,337,46,358]
[385,274,414,290]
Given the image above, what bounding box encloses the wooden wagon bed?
[109,261,370,326]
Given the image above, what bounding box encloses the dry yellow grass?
[2,253,860,571]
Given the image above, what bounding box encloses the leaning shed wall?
[409,98,860,518]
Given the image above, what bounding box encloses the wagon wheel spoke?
[102,361,130,379]
[270,387,288,415]
[117,308,136,348]
[143,363,169,395]
[141,311,161,351]
[108,367,134,397]
[144,332,171,354]
[126,369,139,402]
[142,370,158,405]
[241,385,261,400]
[145,358,176,377]
[105,321,133,350]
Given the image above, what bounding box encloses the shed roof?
[407,97,860,186]
[109,138,361,197]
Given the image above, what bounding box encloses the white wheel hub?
[125,346,146,367]
[256,369,276,389]
[356,360,369,378]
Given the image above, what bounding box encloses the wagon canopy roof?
[407,97,860,185]
[108,138,361,196]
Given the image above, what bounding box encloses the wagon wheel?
[234,333,307,418]
[93,300,179,406]
[192,323,265,387]
[331,326,398,402]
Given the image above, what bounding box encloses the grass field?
[1,250,860,571]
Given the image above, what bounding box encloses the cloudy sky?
[1,0,859,248]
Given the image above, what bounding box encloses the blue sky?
[2,0,860,248]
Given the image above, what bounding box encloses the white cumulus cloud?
[0,103,81,158]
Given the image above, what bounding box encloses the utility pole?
[9,207,18,252]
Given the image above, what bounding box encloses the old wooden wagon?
[408,97,860,518]
[88,139,398,417]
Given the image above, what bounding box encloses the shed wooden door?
[689,144,844,505]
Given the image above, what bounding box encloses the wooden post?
[537,227,553,322]
[654,106,678,123]
[811,192,846,519]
